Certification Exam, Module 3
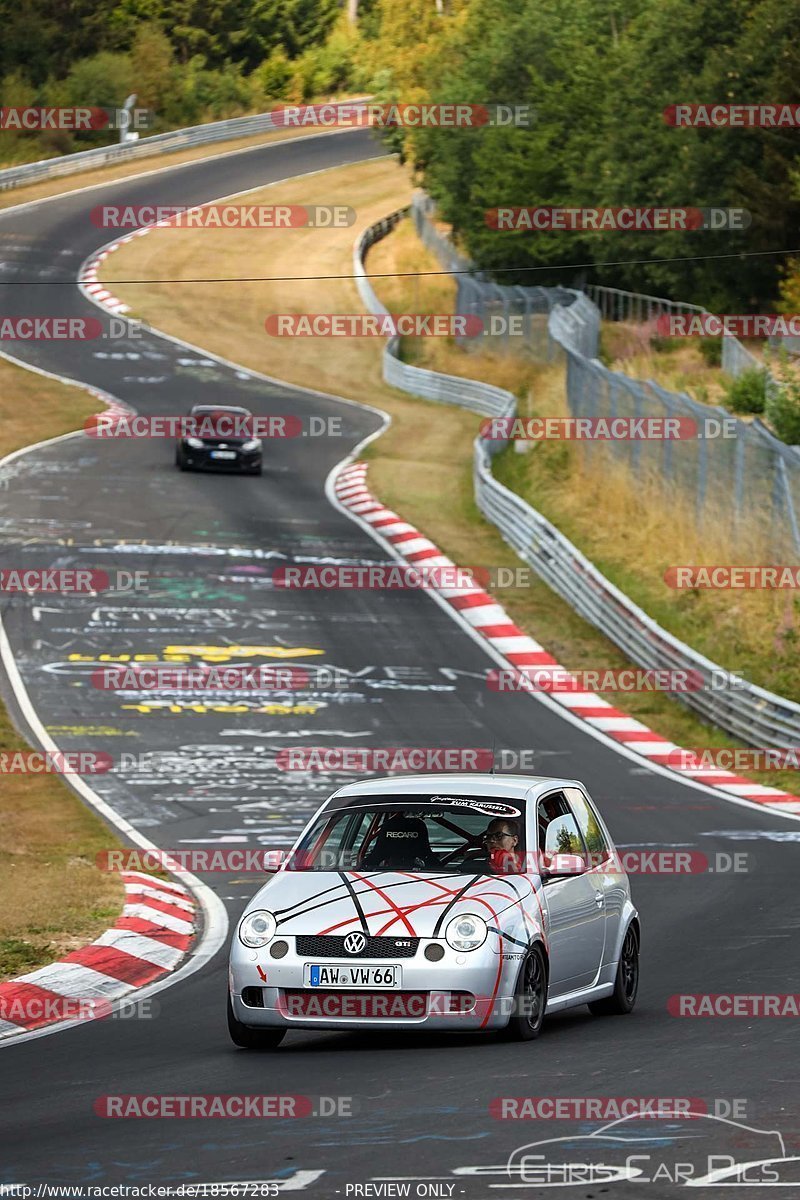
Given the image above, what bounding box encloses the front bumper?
[230,938,519,1032]
[180,443,261,471]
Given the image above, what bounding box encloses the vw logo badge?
[343,931,367,955]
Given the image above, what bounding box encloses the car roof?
[327,773,583,803]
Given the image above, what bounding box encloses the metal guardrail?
[412,196,800,555]
[354,215,515,420]
[585,283,766,379]
[586,284,706,322]
[0,103,360,194]
[355,209,800,748]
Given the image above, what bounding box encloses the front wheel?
[589,925,639,1016]
[505,945,547,1041]
[227,995,286,1049]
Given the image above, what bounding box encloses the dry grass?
[100,159,800,795]
[494,372,800,707]
[601,323,729,406]
[0,356,96,451]
[0,357,125,980]
[369,218,542,400]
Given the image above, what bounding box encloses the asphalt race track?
[1,128,799,1197]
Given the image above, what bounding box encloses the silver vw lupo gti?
[227,773,640,1047]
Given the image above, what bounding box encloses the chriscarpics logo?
[497,1113,791,1188]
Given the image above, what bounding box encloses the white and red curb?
[0,871,197,1038]
[335,460,800,817]
[80,230,151,313]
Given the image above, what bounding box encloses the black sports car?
[175,404,263,475]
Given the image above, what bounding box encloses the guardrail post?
[733,427,746,525]
[781,456,800,554]
[696,430,708,525]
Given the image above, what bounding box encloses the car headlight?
[238,909,276,948]
[241,439,261,451]
[445,913,487,952]
[185,436,204,449]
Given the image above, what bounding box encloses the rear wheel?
[589,925,639,1016]
[227,995,286,1049]
[505,945,547,1041]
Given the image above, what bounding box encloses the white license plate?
[304,963,401,989]
[210,450,237,460]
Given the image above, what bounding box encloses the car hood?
[249,869,526,939]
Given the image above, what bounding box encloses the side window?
[319,813,368,869]
[342,813,381,867]
[537,791,584,858]
[566,787,610,865]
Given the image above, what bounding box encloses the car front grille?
[295,935,419,959]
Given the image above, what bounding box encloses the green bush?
[311,24,358,93]
[723,367,768,414]
[698,337,722,367]
[288,50,321,101]
[254,47,293,101]
[170,56,251,123]
[766,375,800,444]
[53,52,136,113]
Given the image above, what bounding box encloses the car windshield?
[189,407,252,438]
[288,795,527,874]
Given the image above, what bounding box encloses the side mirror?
[541,852,587,879]
[262,848,288,873]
